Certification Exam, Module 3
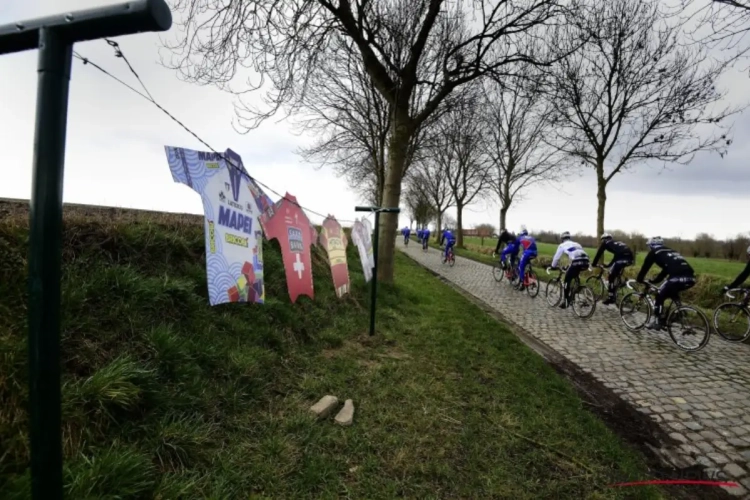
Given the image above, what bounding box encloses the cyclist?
[592,233,635,305]
[550,231,590,309]
[516,228,538,291]
[636,236,696,331]
[422,227,431,250]
[492,228,518,271]
[401,226,410,245]
[440,227,456,263]
[723,245,750,292]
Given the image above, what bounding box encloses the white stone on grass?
[335,399,355,426]
[310,395,339,419]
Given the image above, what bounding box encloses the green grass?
[0,211,663,498]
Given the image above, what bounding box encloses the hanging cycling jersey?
[164,145,268,306]
[319,215,350,298]
[363,217,375,270]
[352,218,374,283]
[260,193,316,303]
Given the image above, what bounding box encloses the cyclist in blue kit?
[492,228,518,270]
[440,228,456,263]
[422,227,431,250]
[515,229,538,291]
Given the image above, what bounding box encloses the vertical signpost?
[355,206,400,336]
[0,2,172,498]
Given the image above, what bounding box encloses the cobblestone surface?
[400,243,750,493]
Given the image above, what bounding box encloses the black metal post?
[355,206,400,337]
[0,2,172,498]
[370,210,381,336]
[27,27,72,500]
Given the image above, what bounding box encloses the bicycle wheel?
[713,303,750,342]
[493,263,504,283]
[668,305,711,352]
[619,292,651,330]
[586,276,607,302]
[448,252,456,267]
[526,269,540,298]
[572,285,597,319]
[545,279,563,307]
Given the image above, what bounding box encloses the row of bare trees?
[164,0,749,283]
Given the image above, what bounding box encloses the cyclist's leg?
[518,251,530,284]
[606,261,626,303]
[651,278,681,328]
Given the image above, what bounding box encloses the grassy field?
[0,203,665,498]
[463,236,746,281]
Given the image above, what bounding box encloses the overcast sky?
[2,0,749,240]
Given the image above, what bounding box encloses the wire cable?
[74,42,361,223]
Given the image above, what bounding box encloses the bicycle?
[619,280,710,352]
[492,256,518,284]
[442,244,456,267]
[545,266,597,319]
[712,288,750,343]
[586,264,629,305]
[514,259,540,298]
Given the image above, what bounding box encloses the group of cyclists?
[404,224,750,333]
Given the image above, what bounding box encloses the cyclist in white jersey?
[550,231,591,309]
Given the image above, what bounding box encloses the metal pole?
[27,27,72,500]
[369,211,381,336]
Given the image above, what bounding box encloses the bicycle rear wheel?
[586,276,607,302]
[526,269,540,298]
[619,292,650,330]
[493,263,504,283]
[668,305,710,352]
[713,303,750,342]
[448,252,455,267]
[572,285,597,319]
[545,279,563,307]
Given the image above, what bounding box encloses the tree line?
[164,0,749,283]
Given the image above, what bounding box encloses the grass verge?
[1,205,664,498]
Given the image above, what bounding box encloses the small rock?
[669,432,687,443]
[310,395,339,419]
[724,463,747,479]
[335,399,355,426]
[707,452,729,465]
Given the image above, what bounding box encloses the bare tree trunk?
[377,115,412,283]
[436,211,443,241]
[499,206,508,231]
[596,161,606,238]
[456,202,464,247]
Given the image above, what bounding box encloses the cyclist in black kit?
[492,228,517,270]
[636,236,696,331]
[592,233,634,305]
[723,245,750,292]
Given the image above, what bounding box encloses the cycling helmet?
[646,236,664,249]
[560,231,571,241]
[601,233,613,241]
[519,228,528,237]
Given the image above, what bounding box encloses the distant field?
[463,236,746,281]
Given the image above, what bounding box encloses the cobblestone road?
[400,243,750,496]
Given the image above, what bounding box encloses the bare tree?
[481,72,568,231]
[295,40,434,205]
[678,0,750,64]
[408,161,454,242]
[403,183,436,229]
[433,93,491,247]
[475,223,496,245]
[165,0,564,283]
[548,0,737,237]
